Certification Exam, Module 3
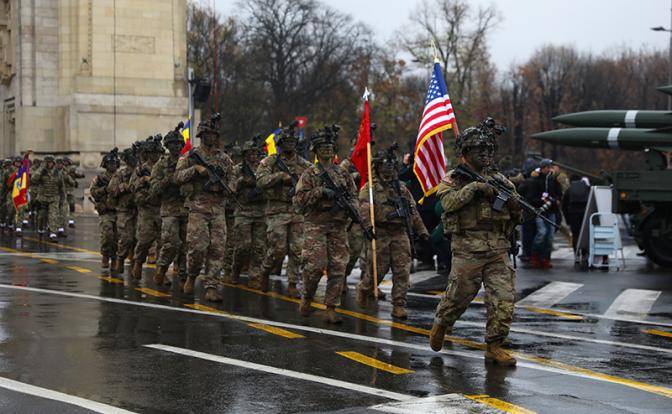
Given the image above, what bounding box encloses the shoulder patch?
[442,174,454,186]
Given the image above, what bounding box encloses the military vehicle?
[532,96,672,268]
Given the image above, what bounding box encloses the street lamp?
[651,3,672,109]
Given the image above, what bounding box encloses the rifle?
[453,163,559,229]
[317,163,375,241]
[241,162,261,200]
[386,144,417,256]
[188,150,242,208]
[274,155,299,198]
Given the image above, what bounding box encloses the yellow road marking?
[644,329,672,339]
[466,394,536,414]
[184,303,230,314]
[524,306,583,320]
[65,265,92,274]
[135,287,171,298]
[98,276,124,284]
[247,323,305,339]
[221,282,672,399]
[426,290,443,295]
[23,236,97,254]
[39,258,59,265]
[336,351,414,375]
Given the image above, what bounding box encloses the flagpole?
[363,88,378,300]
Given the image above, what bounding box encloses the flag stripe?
[413,62,455,197]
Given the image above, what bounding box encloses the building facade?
[0,0,188,169]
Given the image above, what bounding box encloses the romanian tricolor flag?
[12,154,30,211]
[181,120,192,154]
[264,128,281,155]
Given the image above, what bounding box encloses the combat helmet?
[454,117,506,155]
[43,155,55,163]
[372,143,400,169]
[140,134,164,154]
[100,148,120,168]
[196,113,221,137]
[120,147,138,165]
[309,124,340,151]
[164,122,185,145]
[241,139,259,154]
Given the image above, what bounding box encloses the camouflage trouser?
[186,211,227,289]
[222,213,235,278]
[231,216,266,282]
[257,213,303,284]
[302,221,349,307]
[133,208,162,264]
[58,197,68,230]
[434,251,515,344]
[99,212,117,259]
[116,211,137,260]
[39,198,61,232]
[67,193,76,214]
[357,226,411,306]
[3,197,26,227]
[345,225,364,283]
[156,215,188,277]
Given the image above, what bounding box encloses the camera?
[539,192,555,213]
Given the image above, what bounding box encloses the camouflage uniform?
[89,149,120,266]
[356,155,429,317]
[64,158,84,227]
[339,159,364,290]
[130,137,163,280]
[55,159,76,235]
[150,130,188,285]
[254,149,311,292]
[174,117,234,300]
[230,142,266,284]
[28,159,42,230]
[429,118,522,366]
[293,127,365,322]
[32,157,66,239]
[2,158,27,233]
[108,149,138,273]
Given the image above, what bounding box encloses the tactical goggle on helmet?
[101,148,120,168]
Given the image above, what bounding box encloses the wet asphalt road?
[0,217,671,413]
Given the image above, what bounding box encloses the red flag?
[351,98,370,188]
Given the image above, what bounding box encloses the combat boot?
[367,288,386,300]
[68,219,75,228]
[299,297,312,317]
[113,257,125,274]
[530,253,541,269]
[153,265,168,286]
[429,322,451,352]
[324,306,343,324]
[183,276,195,295]
[391,306,408,319]
[485,343,517,366]
[287,282,300,298]
[355,288,367,308]
[248,278,261,290]
[131,261,143,281]
[204,287,223,302]
[101,255,110,269]
[259,274,270,292]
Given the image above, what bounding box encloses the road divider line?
[2,283,672,400]
[523,306,583,320]
[465,394,536,414]
[0,375,137,414]
[644,329,672,339]
[99,276,124,284]
[336,351,414,375]
[248,323,305,339]
[135,287,171,298]
[40,258,59,265]
[516,282,583,307]
[144,344,413,401]
[23,236,98,254]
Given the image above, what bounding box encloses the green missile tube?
[531,128,672,150]
[657,85,672,95]
[553,110,672,128]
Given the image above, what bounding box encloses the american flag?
[413,62,455,197]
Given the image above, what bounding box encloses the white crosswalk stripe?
[604,289,662,319]
[516,282,584,307]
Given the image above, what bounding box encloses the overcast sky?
[214,0,671,70]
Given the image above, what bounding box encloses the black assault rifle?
[274,156,299,198]
[188,150,242,208]
[386,144,417,256]
[317,163,375,241]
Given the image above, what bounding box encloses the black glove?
[323,188,336,200]
[364,227,376,241]
[420,233,430,242]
